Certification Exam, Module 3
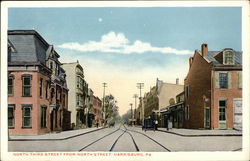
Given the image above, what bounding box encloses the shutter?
[215,72,219,88]
[238,71,242,89]
[228,72,232,89]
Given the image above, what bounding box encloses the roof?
[197,50,242,65]
[8,30,51,65]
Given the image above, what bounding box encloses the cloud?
[58,31,193,55]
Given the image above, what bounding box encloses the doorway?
[219,100,227,129]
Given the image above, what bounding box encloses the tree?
[104,94,120,124]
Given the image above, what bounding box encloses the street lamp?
[137,83,144,125]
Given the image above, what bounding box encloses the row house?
[143,86,158,119]
[93,96,103,126]
[184,44,242,130]
[135,78,183,127]
[157,78,184,127]
[62,61,88,129]
[86,88,95,127]
[160,91,185,128]
[8,30,71,134]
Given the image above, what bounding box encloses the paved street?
[9,124,241,152]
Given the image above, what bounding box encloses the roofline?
[8,30,50,48]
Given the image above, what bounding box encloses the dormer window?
[223,50,234,65]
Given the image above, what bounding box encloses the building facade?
[86,88,95,127]
[184,44,242,129]
[93,96,102,126]
[157,79,184,127]
[8,30,70,134]
[62,62,88,129]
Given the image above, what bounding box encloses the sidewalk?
[9,127,106,141]
[157,128,242,136]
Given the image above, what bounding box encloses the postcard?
[1,1,249,161]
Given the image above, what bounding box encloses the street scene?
[9,124,241,152]
[6,6,243,154]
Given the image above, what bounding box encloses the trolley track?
[124,125,171,152]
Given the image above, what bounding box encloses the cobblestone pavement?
[8,124,242,152]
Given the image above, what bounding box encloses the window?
[8,105,15,128]
[22,104,32,128]
[8,75,14,96]
[219,100,226,121]
[39,78,43,97]
[185,85,189,98]
[22,75,32,97]
[50,62,53,69]
[77,94,83,106]
[219,73,228,89]
[77,76,83,90]
[185,105,189,120]
[238,71,242,89]
[62,94,66,107]
[46,81,49,99]
[41,106,47,128]
[224,51,234,65]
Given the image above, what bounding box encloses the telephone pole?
[102,83,107,125]
[130,103,133,126]
[137,83,144,125]
[133,94,138,124]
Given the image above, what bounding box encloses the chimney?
[201,43,208,57]
[189,56,193,68]
[176,78,179,85]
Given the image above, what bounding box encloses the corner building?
[184,44,242,130]
[8,30,70,134]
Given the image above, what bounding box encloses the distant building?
[184,44,242,129]
[143,86,158,119]
[136,79,183,126]
[93,96,102,126]
[157,79,184,127]
[8,30,70,134]
[160,91,185,129]
[61,62,88,129]
[86,88,95,127]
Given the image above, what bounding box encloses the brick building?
[93,96,102,126]
[184,44,242,130]
[8,30,70,134]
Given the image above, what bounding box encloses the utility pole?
[133,94,138,124]
[130,103,133,126]
[103,83,107,125]
[137,83,144,125]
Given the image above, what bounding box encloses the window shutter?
[238,71,242,89]
[215,72,219,88]
[228,72,232,89]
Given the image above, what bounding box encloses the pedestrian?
[155,120,158,131]
[166,118,169,131]
[96,122,99,128]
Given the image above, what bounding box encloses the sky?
[8,7,242,115]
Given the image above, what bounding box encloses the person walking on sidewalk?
[154,120,158,131]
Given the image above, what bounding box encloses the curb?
[157,129,242,137]
[9,127,107,141]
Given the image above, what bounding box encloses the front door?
[233,98,242,130]
[50,111,54,131]
[219,100,227,129]
[204,107,210,129]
